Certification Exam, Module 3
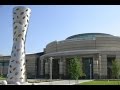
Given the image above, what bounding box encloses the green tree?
[68,56,85,80]
[111,59,120,79]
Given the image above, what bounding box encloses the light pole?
[0,63,2,76]
[35,59,37,79]
[3,57,4,76]
[1,56,4,76]
[96,60,99,79]
[90,64,92,79]
[89,59,92,79]
[0,56,4,77]
[99,55,101,79]
[49,57,53,84]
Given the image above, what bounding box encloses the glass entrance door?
[82,57,93,79]
[52,59,59,79]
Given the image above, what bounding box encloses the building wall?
[100,54,107,79]
[0,53,42,79]
[46,39,96,53]
[45,37,120,54]
[26,55,36,78]
[43,36,120,79]
[0,56,10,76]
[1,52,120,79]
[96,37,120,50]
[41,52,120,79]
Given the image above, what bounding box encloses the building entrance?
[52,59,59,79]
[107,56,116,79]
[82,57,93,79]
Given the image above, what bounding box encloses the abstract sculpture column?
[7,6,31,84]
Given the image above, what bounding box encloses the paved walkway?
[0,80,93,85]
[33,80,93,85]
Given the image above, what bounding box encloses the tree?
[68,56,85,80]
[111,59,120,79]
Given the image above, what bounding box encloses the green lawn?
[80,80,120,85]
[0,77,6,80]
[0,76,6,80]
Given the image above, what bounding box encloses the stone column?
[93,55,99,79]
[40,58,44,78]
[49,57,53,81]
[45,60,49,78]
[59,58,63,79]
[100,54,107,79]
[7,6,31,84]
[63,57,66,78]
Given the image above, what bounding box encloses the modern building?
[0,52,44,79]
[1,33,120,79]
[40,33,120,79]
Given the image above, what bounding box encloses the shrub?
[68,56,85,80]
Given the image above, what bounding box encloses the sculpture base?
[7,80,28,85]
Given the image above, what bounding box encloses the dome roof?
[66,33,114,40]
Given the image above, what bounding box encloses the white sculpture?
[2,80,7,85]
[7,6,31,84]
[32,83,36,85]
[15,82,21,85]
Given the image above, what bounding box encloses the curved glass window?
[66,33,114,40]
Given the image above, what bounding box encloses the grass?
[0,76,6,80]
[0,77,6,80]
[80,80,120,85]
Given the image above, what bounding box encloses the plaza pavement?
[0,79,93,85]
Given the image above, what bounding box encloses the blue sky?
[1,5,120,55]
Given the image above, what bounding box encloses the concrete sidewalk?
[31,80,93,85]
[0,80,93,85]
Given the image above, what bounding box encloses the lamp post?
[89,59,92,79]
[0,63,1,76]
[0,56,4,77]
[1,56,4,76]
[99,55,101,79]
[3,57,4,76]
[90,64,92,79]
[35,59,37,79]
[96,60,99,79]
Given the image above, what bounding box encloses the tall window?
[107,55,116,79]
[0,60,9,76]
